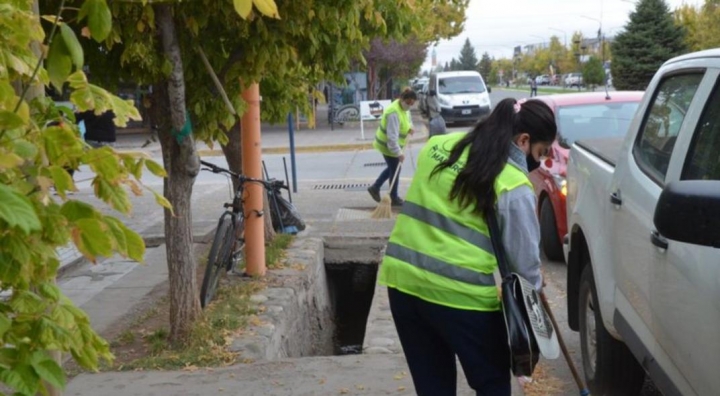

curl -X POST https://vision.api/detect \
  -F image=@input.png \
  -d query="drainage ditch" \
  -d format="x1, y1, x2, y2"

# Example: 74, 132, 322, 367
323, 237, 385, 355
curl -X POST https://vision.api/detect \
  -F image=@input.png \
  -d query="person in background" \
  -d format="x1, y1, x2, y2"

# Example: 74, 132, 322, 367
425, 89, 446, 138
75, 110, 116, 148
530, 76, 538, 97
377, 98, 557, 395
367, 88, 417, 207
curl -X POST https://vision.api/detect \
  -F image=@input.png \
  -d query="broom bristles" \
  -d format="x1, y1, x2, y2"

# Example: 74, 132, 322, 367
371, 194, 393, 219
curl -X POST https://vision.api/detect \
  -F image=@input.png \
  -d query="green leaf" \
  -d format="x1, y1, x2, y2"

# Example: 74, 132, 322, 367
0, 110, 25, 130
93, 177, 131, 214
103, 216, 127, 256
74, 218, 113, 260
123, 225, 145, 262
37, 283, 61, 302
79, 0, 112, 42
13, 139, 37, 159
0, 152, 24, 170
46, 38, 72, 91
9, 291, 44, 315
0, 365, 39, 395
84, 147, 121, 181
59, 23, 84, 68
234, 0, 253, 18
0, 314, 10, 339
60, 200, 97, 222
0, 184, 41, 235
144, 159, 166, 177
107, 95, 141, 128
30, 355, 65, 391
48, 165, 77, 197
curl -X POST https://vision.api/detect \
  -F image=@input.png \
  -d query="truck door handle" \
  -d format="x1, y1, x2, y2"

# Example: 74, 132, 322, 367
651, 231, 669, 250
610, 191, 622, 206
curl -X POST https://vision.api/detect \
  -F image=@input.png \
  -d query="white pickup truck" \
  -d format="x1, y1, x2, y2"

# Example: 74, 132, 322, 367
564, 49, 720, 396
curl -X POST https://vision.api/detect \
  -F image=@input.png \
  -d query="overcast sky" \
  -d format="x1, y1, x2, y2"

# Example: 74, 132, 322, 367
421, 0, 703, 71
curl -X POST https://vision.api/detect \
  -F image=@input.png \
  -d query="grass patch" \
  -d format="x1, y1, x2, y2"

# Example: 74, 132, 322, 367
102, 234, 294, 371
267, 234, 294, 269
119, 280, 262, 371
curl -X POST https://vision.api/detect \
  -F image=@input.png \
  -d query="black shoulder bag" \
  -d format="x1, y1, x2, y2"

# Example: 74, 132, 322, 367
486, 207, 541, 377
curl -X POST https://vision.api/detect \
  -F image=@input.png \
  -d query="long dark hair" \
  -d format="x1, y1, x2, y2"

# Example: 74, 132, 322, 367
431, 98, 556, 214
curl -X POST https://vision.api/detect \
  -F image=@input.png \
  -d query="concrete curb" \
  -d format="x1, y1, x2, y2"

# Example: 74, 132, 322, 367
196, 134, 429, 157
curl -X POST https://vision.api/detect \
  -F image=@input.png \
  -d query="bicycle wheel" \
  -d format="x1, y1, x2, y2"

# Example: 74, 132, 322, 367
226, 213, 245, 272
200, 213, 234, 308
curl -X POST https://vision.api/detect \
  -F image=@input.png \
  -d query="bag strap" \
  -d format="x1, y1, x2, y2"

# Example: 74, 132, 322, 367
486, 206, 512, 280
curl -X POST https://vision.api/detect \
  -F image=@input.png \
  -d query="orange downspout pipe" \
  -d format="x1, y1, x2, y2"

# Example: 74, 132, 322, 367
241, 82, 266, 276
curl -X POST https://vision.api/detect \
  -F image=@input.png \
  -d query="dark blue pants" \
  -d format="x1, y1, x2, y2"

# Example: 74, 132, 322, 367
388, 287, 511, 396
372, 155, 400, 199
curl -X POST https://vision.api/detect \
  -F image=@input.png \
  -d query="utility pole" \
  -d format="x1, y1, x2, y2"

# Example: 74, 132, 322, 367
241, 83, 266, 276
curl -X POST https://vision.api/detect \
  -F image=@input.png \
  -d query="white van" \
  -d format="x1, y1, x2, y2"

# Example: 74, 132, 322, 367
428, 71, 492, 124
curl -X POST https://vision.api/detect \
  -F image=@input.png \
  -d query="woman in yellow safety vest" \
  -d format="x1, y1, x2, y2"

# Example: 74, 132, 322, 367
378, 98, 557, 395
367, 89, 417, 207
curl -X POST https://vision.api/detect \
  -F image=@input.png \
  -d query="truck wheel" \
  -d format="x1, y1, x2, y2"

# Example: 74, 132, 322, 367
540, 198, 564, 261
579, 265, 646, 396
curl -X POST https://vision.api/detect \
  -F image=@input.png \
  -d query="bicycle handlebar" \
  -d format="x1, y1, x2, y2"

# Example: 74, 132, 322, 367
200, 160, 288, 190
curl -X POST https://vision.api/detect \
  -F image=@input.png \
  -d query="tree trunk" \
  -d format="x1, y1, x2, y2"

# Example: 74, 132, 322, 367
154, 3, 201, 342
220, 122, 275, 243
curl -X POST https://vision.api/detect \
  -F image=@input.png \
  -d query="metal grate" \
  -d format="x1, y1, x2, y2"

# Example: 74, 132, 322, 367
363, 162, 386, 167
312, 183, 373, 190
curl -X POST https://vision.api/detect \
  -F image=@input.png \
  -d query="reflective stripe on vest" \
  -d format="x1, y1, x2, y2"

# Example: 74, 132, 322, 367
378, 132, 532, 311
385, 243, 496, 286
373, 100, 411, 157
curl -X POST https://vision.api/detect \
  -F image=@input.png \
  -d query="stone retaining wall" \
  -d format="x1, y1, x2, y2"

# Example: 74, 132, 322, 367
230, 236, 334, 361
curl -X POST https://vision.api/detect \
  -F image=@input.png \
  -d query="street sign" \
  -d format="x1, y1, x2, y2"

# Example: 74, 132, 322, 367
359, 100, 391, 121
358, 100, 391, 140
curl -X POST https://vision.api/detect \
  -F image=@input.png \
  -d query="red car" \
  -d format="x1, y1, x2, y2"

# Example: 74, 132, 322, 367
529, 91, 644, 261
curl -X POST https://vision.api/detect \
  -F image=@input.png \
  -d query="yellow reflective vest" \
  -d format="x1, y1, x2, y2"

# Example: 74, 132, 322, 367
373, 100, 411, 157
378, 132, 532, 311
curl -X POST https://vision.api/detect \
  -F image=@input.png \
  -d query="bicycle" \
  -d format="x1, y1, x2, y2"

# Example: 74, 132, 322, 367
198, 160, 276, 308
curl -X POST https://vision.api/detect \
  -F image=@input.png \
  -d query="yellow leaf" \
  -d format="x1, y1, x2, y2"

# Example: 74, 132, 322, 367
252, 0, 280, 19
0, 152, 24, 170
137, 20, 145, 33
146, 186, 174, 215
233, 0, 253, 18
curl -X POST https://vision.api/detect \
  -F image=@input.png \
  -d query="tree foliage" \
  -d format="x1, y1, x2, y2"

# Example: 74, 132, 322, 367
0, 0, 162, 393
583, 56, 605, 89
41, 0, 468, 341
674, 0, 720, 51
457, 38, 478, 70
612, 0, 687, 90
477, 52, 492, 81
365, 37, 427, 99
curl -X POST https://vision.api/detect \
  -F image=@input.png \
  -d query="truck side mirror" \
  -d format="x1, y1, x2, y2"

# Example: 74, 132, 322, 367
653, 180, 720, 248
487, 86, 492, 93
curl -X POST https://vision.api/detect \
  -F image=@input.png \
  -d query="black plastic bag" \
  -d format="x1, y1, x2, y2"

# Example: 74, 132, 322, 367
268, 186, 305, 232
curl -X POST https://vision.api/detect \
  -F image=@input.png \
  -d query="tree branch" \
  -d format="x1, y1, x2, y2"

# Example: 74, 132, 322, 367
218, 46, 244, 85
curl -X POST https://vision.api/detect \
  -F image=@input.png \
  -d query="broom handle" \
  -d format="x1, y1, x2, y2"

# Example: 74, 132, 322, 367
388, 159, 403, 193
540, 292, 589, 394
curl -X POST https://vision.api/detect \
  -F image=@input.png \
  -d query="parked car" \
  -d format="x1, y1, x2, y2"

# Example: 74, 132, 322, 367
565, 49, 720, 395
527, 91, 643, 261
535, 75, 551, 85
565, 72, 583, 87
